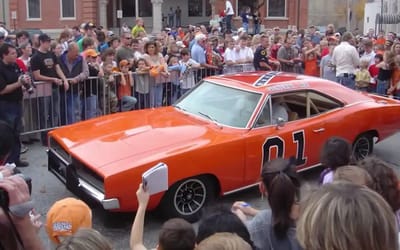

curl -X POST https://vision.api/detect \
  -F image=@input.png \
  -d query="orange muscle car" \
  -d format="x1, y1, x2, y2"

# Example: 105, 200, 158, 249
48, 71, 400, 221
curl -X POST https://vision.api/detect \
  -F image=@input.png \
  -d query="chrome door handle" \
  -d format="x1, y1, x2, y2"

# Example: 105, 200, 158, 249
313, 128, 325, 133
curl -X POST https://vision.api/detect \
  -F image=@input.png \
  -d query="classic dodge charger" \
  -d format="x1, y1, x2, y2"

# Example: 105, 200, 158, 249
48, 71, 400, 221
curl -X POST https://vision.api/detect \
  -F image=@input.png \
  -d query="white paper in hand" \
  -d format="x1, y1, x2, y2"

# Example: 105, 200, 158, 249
142, 162, 168, 195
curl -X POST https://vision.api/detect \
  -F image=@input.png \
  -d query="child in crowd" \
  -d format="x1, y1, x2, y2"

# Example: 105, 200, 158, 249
167, 55, 182, 103
319, 136, 352, 184
355, 58, 372, 92
117, 59, 137, 112
303, 40, 320, 77
82, 49, 104, 120
320, 45, 336, 82
179, 48, 201, 96
135, 58, 151, 109
102, 62, 118, 114
368, 53, 383, 93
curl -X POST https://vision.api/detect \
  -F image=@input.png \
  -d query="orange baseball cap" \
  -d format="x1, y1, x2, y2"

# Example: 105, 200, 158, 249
85, 49, 99, 58
45, 197, 92, 244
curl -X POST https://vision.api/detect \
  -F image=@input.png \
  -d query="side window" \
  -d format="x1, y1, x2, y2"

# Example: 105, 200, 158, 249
271, 92, 308, 122
307, 91, 343, 116
255, 98, 271, 127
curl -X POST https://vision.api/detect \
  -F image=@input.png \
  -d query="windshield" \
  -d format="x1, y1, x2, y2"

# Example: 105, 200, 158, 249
175, 81, 262, 128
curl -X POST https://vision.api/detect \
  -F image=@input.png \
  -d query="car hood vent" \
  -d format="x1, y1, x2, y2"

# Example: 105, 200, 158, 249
253, 71, 281, 87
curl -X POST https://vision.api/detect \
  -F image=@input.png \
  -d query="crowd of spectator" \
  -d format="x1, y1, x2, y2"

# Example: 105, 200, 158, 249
1, 18, 400, 145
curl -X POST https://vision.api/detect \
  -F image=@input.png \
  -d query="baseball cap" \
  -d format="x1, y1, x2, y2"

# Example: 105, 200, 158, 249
176, 41, 186, 48
39, 33, 51, 42
84, 22, 96, 30
85, 49, 99, 58
45, 197, 92, 244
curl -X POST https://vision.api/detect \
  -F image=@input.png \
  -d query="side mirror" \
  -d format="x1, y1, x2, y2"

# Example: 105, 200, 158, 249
275, 117, 285, 129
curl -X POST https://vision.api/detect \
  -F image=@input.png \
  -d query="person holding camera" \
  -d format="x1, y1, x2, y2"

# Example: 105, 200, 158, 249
0, 43, 31, 167
0, 121, 43, 249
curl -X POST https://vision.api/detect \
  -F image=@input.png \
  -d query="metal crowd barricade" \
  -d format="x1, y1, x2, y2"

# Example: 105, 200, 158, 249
223, 63, 255, 74
21, 65, 250, 136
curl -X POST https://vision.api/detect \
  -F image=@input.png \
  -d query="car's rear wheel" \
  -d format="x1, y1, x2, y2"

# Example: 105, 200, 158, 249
352, 133, 374, 161
160, 176, 216, 222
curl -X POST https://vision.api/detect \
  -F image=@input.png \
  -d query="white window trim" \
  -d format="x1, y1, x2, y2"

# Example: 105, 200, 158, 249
266, 0, 287, 18
26, 0, 42, 21
60, 0, 76, 20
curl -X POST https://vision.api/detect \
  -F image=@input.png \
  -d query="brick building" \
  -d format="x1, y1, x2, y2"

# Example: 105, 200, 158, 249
1, 0, 308, 34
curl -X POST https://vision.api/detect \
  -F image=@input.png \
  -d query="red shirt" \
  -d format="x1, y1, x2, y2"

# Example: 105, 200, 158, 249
321, 47, 329, 58
368, 64, 379, 85
16, 58, 27, 73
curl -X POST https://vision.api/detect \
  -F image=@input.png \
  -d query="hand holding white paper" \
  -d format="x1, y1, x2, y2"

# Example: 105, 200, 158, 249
142, 162, 168, 195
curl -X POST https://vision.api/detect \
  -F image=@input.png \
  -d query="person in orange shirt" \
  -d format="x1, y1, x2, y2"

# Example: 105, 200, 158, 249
117, 60, 137, 111
374, 31, 386, 46
303, 40, 320, 77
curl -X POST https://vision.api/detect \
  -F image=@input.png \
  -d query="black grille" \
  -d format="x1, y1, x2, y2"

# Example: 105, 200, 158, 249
49, 137, 71, 164
73, 158, 105, 193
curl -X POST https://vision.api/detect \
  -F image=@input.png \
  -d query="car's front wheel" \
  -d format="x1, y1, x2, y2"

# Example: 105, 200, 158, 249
159, 176, 216, 222
352, 133, 374, 161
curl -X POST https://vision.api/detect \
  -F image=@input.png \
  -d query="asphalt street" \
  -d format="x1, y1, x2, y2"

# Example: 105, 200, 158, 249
17, 132, 400, 250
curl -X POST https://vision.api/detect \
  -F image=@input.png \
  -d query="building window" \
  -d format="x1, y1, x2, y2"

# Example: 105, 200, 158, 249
139, 0, 152, 17
61, 0, 75, 19
27, 0, 41, 19
206, 0, 212, 17
121, 0, 135, 17
267, 0, 286, 17
189, 0, 203, 17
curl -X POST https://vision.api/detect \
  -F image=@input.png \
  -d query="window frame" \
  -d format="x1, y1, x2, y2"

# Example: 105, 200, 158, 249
188, 0, 204, 17
138, 0, 152, 17
266, 0, 287, 19
60, 0, 76, 20
121, 0, 136, 17
26, 0, 41, 20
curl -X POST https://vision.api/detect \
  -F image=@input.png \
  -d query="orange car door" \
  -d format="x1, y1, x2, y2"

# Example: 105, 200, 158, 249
243, 96, 302, 184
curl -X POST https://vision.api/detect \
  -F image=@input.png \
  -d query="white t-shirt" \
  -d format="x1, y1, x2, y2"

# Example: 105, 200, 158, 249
225, 1, 234, 15
234, 46, 254, 63
331, 41, 360, 76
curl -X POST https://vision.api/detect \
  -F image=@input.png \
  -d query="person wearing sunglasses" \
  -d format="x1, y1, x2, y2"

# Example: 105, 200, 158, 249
116, 31, 134, 67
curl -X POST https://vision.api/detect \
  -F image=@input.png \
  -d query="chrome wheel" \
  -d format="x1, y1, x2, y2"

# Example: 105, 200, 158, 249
353, 135, 372, 160
173, 178, 207, 216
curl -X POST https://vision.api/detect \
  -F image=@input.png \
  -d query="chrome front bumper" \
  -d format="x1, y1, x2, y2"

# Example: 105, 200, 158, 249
48, 148, 120, 210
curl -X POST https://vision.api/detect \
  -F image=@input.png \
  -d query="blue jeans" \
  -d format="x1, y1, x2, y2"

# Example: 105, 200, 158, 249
0, 100, 22, 163
336, 76, 355, 90
150, 84, 164, 108
60, 91, 80, 125
38, 88, 60, 129
254, 23, 260, 34
226, 15, 233, 31
120, 96, 137, 112
376, 79, 388, 95
81, 95, 97, 120
243, 22, 249, 33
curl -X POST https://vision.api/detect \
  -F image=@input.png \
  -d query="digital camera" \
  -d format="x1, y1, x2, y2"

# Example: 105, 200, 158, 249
19, 74, 34, 94
0, 174, 32, 209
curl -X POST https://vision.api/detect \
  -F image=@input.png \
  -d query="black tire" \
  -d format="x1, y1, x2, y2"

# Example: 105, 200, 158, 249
159, 176, 216, 222
352, 133, 373, 161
